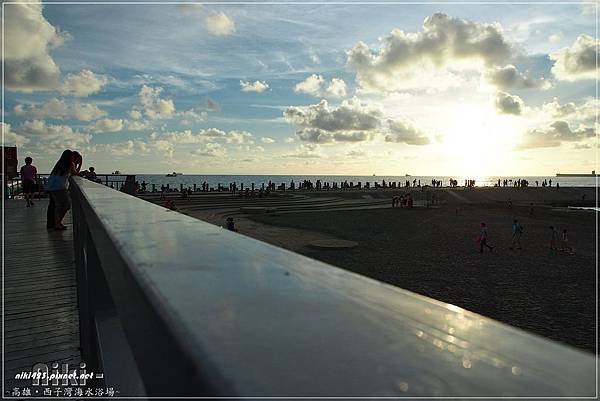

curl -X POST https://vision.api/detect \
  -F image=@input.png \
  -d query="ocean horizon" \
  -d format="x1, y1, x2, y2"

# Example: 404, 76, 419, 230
134, 174, 598, 189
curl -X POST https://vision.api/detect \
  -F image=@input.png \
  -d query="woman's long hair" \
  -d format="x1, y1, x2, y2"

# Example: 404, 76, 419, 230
50, 150, 73, 176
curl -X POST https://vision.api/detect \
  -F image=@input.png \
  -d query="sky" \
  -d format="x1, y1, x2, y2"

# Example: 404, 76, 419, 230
2, 0, 598, 176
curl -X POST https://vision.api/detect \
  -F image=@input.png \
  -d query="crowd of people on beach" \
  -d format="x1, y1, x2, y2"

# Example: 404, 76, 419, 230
129, 175, 574, 197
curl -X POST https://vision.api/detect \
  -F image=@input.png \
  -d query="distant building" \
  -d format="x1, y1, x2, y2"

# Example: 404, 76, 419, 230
2, 146, 18, 179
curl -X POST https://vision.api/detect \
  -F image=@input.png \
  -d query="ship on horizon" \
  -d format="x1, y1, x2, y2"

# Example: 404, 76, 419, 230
556, 170, 599, 177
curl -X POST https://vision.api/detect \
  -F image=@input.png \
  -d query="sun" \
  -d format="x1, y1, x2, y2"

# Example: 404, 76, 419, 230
439, 102, 522, 177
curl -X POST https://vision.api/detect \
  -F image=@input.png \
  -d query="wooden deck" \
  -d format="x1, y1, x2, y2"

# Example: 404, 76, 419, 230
3, 199, 81, 393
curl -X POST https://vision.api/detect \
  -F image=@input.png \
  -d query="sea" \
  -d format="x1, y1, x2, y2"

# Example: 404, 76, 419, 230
135, 174, 598, 189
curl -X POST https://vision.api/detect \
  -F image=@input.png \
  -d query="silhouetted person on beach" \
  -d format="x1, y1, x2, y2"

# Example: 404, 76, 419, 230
226, 217, 238, 232
561, 229, 572, 252
478, 222, 494, 253
549, 226, 559, 250
20, 157, 37, 207
510, 219, 523, 250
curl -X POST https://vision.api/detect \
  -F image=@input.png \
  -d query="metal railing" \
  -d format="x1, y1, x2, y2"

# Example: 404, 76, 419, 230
68, 176, 596, 397
4, 174, 133, 198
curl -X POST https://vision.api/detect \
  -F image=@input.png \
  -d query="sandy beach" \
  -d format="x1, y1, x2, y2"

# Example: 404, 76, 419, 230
142, 186, 597, 352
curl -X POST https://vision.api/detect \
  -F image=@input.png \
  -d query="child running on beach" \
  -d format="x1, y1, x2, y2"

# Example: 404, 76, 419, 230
478, 222, 494, 253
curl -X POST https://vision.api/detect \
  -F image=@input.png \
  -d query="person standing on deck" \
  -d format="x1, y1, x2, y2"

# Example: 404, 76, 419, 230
46, 150, 79, 230
20, 157, 37, 207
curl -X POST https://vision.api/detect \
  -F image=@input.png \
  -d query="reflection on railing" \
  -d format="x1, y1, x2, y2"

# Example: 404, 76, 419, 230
68, 176, 595, 397
4, 174, 134, 198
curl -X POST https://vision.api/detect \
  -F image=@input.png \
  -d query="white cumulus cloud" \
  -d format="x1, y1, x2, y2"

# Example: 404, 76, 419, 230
2, 122, 30, 147
517, 120, 595, 149
294, 75, 348, 98
138, 85, 176, 119
346, 13, 513, 92
204, 11, 236, 36
16, 120, 91, 148
3, 3, 67, 92
495, 92, 524, 115
61, 69, 108, 97
550, 34, 599, 81
483, 64, 550, 90
14, 98, 107, 121
240, 80, 269, 93
88, 118, 124, 133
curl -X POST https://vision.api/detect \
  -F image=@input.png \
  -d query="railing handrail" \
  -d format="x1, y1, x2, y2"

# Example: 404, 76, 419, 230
69, 176, 596, 397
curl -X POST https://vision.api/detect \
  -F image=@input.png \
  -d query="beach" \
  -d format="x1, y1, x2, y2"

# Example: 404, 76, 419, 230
141, 186, 597, 352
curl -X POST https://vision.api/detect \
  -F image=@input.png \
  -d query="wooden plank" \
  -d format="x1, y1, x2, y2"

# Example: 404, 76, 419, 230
3, 199, 82, 387
4, 322, 79, 339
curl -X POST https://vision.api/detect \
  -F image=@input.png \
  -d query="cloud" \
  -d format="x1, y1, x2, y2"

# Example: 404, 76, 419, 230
61, 69, 108, 97
191, 142, 226, 157
3, 3, 68, 92
240, 80, 269, 93
261, 137, 276, 144
282, 144, 323, 158
517, 120, 595, 149
294, 75, 348, 98
294, 74, 324, 96
14, 98, 107, 121
495, 91, 524, 115
125, 120, 150, 131
483, 64, 549, 90
16, 120, 91, 148
204, 11, 235, 36
161, 128, 254, 145
548, 33, 563, 43
88, 137, 174, 158
138, 85, 176, 119
284, 98, 430, 145
541, 98, 577, 118
347, 149, 366, 157
284, 98, 381, 133
128, 110, 143, 120
326, 78, 348, 98
2, 122, 30, 147
384, 119, 431, 145
178, 108, 207, 125
550, 34, 599, 81
346, 13, 513, 91
540, 98, 596, 123
295, 128, 372, 144
88, 118, 124, 133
